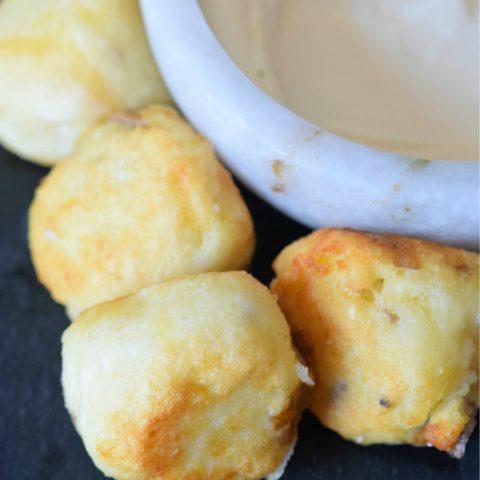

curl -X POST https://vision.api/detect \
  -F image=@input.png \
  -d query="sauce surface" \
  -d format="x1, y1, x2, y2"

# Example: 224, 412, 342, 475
200, 0, 479, 160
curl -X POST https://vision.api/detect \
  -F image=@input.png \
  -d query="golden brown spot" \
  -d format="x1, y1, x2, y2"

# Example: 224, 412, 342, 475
271, 384, 309, 445
292, 254, 328, 275
417, 420, 463, 452
98, 382, 209, 478
314, 254, 332, 276
224, 416, 243, 433
291, 330, 316, 362
336, 260, 347, 270
62, 267, 85, 291
392, 183, 401, 192
393, 254, 420, 269
96, 442, 114, 462
139, 410, 184, 475
207, 434, 228, 458
364, 232, 422, 269
455, 264, 470, 278
109, 111, 148, 128
138, 382, 211, 476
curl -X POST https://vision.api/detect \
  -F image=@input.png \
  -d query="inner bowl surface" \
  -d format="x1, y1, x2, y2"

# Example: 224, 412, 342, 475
141, 0, 478, 248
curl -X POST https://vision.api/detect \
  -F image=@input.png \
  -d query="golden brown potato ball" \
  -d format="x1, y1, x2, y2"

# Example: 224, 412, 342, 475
271, 228, 479, 457
29, 105, 255, 319
0, 0, 170, 165
61, 271, 313, 480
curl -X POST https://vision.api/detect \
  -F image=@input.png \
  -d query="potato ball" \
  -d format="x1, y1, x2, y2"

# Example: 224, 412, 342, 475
0, 0, 170, 165
62, 271, 312, 480
29, 105, 255, 319
271, 228, 479, 457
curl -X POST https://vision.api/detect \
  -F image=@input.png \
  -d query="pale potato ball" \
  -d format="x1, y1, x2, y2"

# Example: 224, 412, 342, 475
271, 228, 479, 457
0, 0, 170, 165
62, 271, 312, 480
29, 105, 255, 319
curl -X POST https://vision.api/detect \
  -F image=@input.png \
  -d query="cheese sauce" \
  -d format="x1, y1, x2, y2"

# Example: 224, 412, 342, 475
200, 0, 479, 160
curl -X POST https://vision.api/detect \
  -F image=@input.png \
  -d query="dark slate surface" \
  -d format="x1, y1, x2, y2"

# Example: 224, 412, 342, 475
0, 145, 478, 480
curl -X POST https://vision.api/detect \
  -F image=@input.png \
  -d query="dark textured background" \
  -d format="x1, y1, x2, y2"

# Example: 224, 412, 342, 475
0, 145, 478, 479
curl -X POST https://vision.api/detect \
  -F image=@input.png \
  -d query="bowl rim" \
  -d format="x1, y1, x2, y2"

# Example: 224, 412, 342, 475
141, 0, 479, 248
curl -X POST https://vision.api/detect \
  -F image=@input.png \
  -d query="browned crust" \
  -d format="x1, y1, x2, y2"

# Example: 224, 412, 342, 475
271, 382, 312, 445
271, 227, 479, 453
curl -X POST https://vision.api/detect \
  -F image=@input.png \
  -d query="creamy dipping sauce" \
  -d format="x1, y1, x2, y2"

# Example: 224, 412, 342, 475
200, 0, 479, 160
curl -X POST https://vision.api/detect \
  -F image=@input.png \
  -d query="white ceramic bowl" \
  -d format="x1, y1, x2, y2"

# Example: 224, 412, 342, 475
141, 0, 478, 248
